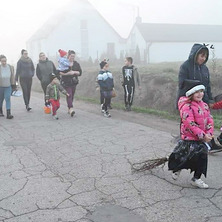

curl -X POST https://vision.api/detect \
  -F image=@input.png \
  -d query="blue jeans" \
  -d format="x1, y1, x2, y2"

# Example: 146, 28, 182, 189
0, 86, 12, 110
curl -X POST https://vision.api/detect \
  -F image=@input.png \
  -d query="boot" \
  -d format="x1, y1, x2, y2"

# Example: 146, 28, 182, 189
0, 107, 4, 117
210, 138, 222, 150
6, 109, 13, 119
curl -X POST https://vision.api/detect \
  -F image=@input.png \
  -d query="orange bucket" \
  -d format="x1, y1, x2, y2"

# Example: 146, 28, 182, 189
44, 106, 51, 114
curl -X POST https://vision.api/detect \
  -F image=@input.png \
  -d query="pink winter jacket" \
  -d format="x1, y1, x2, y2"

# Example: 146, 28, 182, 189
178, 97, 214, 141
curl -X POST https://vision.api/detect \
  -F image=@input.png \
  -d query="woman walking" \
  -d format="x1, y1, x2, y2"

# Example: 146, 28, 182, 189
59, 50, 82, 116
15, 49, 35, 111
36, 52, 56, 104
0, 55, 15, 119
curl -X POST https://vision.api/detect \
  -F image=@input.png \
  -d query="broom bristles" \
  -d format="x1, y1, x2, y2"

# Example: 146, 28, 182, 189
132, 157, 169, 172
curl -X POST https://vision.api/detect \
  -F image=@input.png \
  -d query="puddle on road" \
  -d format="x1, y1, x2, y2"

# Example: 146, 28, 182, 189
88, 205, 147, 222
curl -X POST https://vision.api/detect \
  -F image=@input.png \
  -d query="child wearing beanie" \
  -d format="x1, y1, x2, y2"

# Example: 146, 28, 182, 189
57, 49, 70, 72
45, 73, 69, 120
168, 80, 214, 189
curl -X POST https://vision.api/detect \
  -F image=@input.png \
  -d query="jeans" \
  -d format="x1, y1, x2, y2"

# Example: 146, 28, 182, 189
0, 86, 12, 110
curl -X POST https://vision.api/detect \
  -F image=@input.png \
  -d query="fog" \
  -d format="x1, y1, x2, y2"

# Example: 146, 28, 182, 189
1, 0, 222, 63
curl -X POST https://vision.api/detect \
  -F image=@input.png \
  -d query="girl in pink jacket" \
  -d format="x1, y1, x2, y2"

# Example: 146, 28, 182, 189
168, 80, 214, 189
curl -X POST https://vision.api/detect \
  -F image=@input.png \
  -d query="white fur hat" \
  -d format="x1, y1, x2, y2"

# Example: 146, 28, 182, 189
186, 84, 205, 97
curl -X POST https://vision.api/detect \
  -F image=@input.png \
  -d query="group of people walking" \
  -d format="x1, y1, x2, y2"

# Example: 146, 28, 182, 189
1, 43, 222, 189
0, 49, 82, 119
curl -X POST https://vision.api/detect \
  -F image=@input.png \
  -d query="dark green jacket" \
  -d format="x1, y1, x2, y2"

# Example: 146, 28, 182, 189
36, 59, 56, 84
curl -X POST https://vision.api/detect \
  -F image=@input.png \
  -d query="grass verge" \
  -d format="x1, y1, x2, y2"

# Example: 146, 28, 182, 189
75, 95, 222, 130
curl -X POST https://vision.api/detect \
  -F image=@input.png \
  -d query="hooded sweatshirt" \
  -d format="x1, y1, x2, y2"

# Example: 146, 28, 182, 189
178, 96, 214, 141
177, 44, 213, 104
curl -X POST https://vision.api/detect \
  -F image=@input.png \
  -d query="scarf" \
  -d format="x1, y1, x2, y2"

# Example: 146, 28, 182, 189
20, 56, 32, 63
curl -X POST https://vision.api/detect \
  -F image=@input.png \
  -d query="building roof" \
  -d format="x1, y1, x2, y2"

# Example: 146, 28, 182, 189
27, 0, 123, 42
136, 22, 222, 42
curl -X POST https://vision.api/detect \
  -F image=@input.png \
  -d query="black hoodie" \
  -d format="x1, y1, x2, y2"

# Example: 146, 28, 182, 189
177, 43, 213, 105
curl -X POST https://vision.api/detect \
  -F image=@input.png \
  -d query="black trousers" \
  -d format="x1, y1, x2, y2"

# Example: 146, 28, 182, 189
102, 97, 111, 112
20, 77, 32, 106
193, 153, 208, 179
100, 90, 111, 106
41, 82, 50, 104
124, 84, 135, 106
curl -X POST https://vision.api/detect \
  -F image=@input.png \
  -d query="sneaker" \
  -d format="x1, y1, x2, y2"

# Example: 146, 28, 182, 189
69, 108, 75, 117
53, 115, 59, 120
125, 105, 129, 111
104, 111, 111, 118
101, 104, 105, 113
128, 105, 132, 111
191, 178, 209, 189
172, 170, 181, 180
26, 105, 32, 111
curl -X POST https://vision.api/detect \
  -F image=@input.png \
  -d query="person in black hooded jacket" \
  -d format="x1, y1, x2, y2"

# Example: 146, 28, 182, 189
177, 43, 221, 150
177, 43, 213, 105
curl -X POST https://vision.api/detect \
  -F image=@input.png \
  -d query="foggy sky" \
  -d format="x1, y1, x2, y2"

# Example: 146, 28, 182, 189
1, 0, 222, 63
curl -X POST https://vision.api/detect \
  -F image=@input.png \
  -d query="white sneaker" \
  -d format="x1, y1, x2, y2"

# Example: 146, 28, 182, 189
104, 112, 111, 118
53, 115, 59, 120
191, 178, 209, 189
172, 170, 181, 180
69, 108, 75, 117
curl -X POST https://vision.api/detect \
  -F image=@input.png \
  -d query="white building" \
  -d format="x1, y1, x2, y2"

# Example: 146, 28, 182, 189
27, 0, 126, 62
127, 18, 222, 63
27, 0, 222, 63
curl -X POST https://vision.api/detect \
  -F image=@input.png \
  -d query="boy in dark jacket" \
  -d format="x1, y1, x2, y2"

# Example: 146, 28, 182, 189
121, 57, 141, 111
45, 73, 69, 120
97, 60, 114, 118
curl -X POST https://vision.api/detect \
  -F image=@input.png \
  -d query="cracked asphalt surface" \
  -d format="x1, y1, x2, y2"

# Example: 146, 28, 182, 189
0, 92, 222, 222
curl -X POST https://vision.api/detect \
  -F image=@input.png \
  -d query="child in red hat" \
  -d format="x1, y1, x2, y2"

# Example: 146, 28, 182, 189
58, 49, 70, 72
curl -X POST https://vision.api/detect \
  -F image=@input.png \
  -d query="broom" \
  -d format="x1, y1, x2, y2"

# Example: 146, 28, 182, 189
132, 156, 169, 172
132, 148, 222, 172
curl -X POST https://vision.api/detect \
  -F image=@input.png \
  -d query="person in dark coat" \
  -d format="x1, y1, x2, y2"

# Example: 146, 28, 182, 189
15, 49, 35, 111
178, 43, 213, 104
36, 52, 56, 105
177, 43, 221, 150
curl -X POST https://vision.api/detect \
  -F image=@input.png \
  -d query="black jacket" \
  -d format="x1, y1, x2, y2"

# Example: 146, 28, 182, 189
15, 57, 35, 81
177, 43, 213, 105
60, 61, 82, 87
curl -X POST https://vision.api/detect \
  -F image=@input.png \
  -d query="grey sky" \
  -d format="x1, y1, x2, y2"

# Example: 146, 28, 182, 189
1, 0, 222, 62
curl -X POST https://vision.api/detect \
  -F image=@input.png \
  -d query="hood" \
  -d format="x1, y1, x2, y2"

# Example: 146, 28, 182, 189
178, 96, 191, 111
188, 43, 209, 64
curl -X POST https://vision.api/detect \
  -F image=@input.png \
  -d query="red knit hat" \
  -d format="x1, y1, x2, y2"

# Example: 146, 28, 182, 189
58, 49, 67, 57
